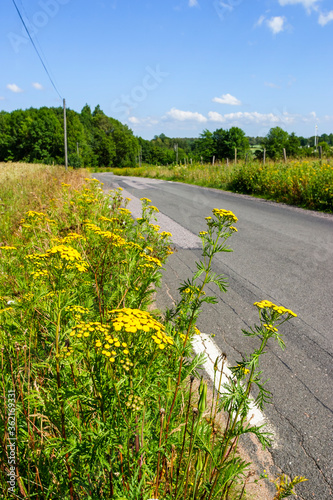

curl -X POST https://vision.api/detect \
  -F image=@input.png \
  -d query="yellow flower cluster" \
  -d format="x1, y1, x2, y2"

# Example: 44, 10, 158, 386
126, 241, 142, 251
140, 197, 151, 203
99, 216, 118, 223
57, 346, 74, 359
0, 246, 17, 251
0, 307, 13, 315
254, 300, 297, 317
95, 336, 132, 369
61, 233, 86, 244
84, 222, 127, 246
149, 224, 160, 232
26, 245, 88, 273
237, 364, 250, 375
212, 208, 238, 223
263, 323, 278, 332
199, 231, 208, 236
229, 226, 238, 232
20, 211, 56, 226
47, 245, 82, 261
69, 321, 110, 338
140, 253, 162, 267
160, 232, 172, 238
119, 208, 132, 215
110, 308, 174, 350
149, 206, 159, 212
79, 192, 98, 204
30, 269, 49, 279
66, 305, 90, 320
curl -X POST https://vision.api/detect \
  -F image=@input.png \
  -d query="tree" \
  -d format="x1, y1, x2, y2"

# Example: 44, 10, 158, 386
194, 129, 215, 162
286, 132, 301, 158
212, 127, 249, 160
264, 127, 289, 160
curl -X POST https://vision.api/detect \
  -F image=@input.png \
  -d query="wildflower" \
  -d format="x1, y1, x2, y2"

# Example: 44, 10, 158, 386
109, 308, 174, 348
212, 208, 238, 223
254, 300, 297, 318
140, 197, 151, 203
199, 231, 208, 236
0, 246, 17, 251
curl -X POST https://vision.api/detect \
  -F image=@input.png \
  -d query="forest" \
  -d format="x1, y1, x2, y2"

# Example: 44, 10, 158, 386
0, 105, 332, 167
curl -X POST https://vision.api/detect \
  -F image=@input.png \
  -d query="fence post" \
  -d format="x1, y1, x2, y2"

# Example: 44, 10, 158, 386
234, 148, 237, 165
263, 148, 266, 165
283, 148, 287, 163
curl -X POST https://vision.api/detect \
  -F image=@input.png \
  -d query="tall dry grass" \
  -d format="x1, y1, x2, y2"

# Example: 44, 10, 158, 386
0, 162, 88, 243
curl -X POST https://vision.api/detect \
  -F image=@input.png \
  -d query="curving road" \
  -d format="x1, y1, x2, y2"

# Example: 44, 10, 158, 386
96, 173, 333, 500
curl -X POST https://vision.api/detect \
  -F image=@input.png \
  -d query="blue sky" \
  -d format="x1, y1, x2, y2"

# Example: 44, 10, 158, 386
0, 0, 332, 139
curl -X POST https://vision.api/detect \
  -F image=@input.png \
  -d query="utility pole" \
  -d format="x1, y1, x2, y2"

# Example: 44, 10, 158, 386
63, 98, 68, 170
315, 124, 318, 152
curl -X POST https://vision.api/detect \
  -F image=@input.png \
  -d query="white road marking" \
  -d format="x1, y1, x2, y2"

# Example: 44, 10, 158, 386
192, 332, 276, 438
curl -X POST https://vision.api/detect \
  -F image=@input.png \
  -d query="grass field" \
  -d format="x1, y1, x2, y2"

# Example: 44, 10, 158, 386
110, 159, 333, 213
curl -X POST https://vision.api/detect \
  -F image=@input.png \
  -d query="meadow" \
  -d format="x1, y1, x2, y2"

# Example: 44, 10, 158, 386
0, 162, 306, 499
110, 159, 333, 213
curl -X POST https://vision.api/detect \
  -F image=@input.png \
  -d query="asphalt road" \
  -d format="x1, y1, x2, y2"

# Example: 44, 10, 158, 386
96, 173, 333, 500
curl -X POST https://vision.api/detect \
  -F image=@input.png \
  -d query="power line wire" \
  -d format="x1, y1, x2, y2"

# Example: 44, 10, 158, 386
11, 0, 63, 100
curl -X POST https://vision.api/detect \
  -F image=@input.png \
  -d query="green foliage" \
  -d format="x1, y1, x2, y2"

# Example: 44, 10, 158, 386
112, 158, 333, 213
0, 105, 139, 168
264, 127, 290, 160
0, 165, 308, 499
213, 127, 250, 160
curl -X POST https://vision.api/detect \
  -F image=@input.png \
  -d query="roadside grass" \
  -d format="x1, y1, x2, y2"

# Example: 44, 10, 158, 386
0, 163, 307, 499
110, 159, 333, 213
0, 162, 88, 242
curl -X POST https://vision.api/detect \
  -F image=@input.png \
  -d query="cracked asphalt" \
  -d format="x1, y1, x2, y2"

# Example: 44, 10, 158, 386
96, 173, 333, 500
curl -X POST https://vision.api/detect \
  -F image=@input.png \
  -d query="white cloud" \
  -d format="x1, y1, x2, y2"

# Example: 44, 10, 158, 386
188, 0, 198, 6
318, 10, 333, 25
265, 82, 281, 88
128, 116, 140, 124
255, 14, 266, 27
7, 83, 23, 93
212, 93, 241, 106
267, 16, 286, 34
128, 116, 158, 126
207, 111, 226, 122
165, 108, 207, 123
32, 82, 44, 90
208, 110, 297, 125
278, 0, 319, 12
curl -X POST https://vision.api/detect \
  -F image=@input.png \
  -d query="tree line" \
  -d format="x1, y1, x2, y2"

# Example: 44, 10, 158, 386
0, 105, 332, 167
0, 105, 138, 168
